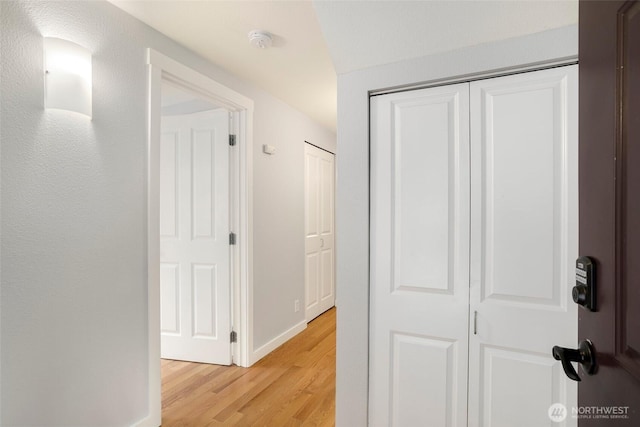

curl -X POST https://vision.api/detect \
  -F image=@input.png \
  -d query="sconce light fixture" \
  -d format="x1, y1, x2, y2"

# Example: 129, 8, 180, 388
44, 37, 92, 117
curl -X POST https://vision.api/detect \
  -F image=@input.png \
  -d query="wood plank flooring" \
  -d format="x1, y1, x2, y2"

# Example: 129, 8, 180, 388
161, 308, 336, 426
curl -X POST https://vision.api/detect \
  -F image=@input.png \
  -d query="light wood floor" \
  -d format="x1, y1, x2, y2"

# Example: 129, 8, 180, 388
161, 308, 336, 426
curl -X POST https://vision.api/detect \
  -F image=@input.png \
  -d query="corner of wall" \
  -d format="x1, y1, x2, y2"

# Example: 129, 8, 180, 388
250, 320, 307, 365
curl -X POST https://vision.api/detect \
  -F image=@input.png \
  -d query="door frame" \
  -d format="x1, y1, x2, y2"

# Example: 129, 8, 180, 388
139, 49, 254, 427
365, 60, 579, 425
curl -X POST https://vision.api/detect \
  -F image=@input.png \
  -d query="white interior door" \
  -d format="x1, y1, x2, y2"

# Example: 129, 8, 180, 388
468, 65, 578, 427
160, 109, 231, 365
304, 143, 335, 322
369, 83, 470, 427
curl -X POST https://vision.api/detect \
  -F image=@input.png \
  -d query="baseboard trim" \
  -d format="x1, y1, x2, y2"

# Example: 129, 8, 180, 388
250, 319, 307, 365
131, 412, 160, 427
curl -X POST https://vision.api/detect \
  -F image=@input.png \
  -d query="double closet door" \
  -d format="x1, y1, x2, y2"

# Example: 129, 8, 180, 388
369, 65, 578, 427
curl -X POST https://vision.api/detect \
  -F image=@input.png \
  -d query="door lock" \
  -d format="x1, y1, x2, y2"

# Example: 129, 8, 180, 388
552, 340, 597, 381
573, 256, 596, 311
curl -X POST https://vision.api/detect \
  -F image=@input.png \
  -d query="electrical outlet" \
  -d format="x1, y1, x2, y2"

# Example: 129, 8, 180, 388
294, 299, 300, 313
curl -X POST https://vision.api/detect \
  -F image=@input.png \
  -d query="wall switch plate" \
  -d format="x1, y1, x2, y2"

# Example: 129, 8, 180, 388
263, 144, 276, 155
294, 299, 300, 312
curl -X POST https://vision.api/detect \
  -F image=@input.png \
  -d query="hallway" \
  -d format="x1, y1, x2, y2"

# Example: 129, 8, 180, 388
161, 308, 336, 426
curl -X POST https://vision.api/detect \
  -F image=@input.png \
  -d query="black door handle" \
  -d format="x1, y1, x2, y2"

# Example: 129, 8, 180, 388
552, 340, 597, 381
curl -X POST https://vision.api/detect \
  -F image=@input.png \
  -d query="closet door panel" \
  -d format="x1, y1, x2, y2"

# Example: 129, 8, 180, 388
480, 346, 563, 426
469, 65, 578, 427
305, 144, 336, 321
370, 83, 470, 427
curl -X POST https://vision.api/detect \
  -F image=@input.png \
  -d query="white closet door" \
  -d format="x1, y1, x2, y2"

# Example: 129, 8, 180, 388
468, 65, 578, 427
305, 143, 335, 321
160, 109, 231, 365
370, 83, 470, 427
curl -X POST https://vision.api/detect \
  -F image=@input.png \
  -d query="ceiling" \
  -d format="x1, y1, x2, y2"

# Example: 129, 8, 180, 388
111, 0, 337, 131
110, 0, 578, 133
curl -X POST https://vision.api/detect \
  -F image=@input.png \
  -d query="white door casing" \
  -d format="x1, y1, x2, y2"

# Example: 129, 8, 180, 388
468, 65, 578, 427
145, 48, 254, 427
160, 109, 231, 365
370, 83, 471, 426
305, 143, 336, 322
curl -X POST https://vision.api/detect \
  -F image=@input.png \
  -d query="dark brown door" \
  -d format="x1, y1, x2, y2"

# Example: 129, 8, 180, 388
579, 0, 640, 424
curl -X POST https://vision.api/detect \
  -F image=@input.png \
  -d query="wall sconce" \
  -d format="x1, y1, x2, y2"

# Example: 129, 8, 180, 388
44, 37, 92, 117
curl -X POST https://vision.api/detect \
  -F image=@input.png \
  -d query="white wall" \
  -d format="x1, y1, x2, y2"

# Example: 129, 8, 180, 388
251, 91, 334, 352
335, 25, 578, 427
0, 1, 335, 425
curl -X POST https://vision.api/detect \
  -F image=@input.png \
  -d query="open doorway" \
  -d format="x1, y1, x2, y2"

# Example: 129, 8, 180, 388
143, 49, 254, 427
143, 50, 337, 427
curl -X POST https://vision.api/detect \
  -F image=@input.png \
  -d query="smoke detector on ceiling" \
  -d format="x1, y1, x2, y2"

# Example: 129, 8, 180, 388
248, 30, 273, 49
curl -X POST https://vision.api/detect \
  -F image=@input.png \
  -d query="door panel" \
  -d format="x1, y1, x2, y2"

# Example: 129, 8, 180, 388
579, 1, 640, 424
321, 249, 333, 299
160, 109, 231, 365
192, 130, 217, 239
480, 346, 563, 427
320, 156, 333, 234
192, 264, 217, 338
319, 153, 335, 309
305, 144, 335, 321
160, 131, 178, 238
305, 253, 319, 311
469, 66, 578, 427
391, 334, 457, 427
482, 85, 556, 303
370, 83, 470, 427
160, 263, 180, 334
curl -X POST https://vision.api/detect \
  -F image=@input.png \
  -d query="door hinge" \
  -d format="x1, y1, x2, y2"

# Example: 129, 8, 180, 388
229, 232, 236, 245
230, 330, 237, 343
229, 134, 236, 146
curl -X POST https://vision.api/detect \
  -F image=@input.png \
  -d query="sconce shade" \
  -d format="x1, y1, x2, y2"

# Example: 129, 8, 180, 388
44, 37, 92, 117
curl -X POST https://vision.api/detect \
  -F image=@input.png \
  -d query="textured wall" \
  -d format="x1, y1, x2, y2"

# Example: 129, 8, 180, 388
1, 2, 149, 425
0, 1, 335, 425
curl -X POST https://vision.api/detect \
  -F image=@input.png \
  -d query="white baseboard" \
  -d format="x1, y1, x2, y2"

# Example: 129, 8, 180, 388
131, 413, 160, 427
250, 319, 307, 365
